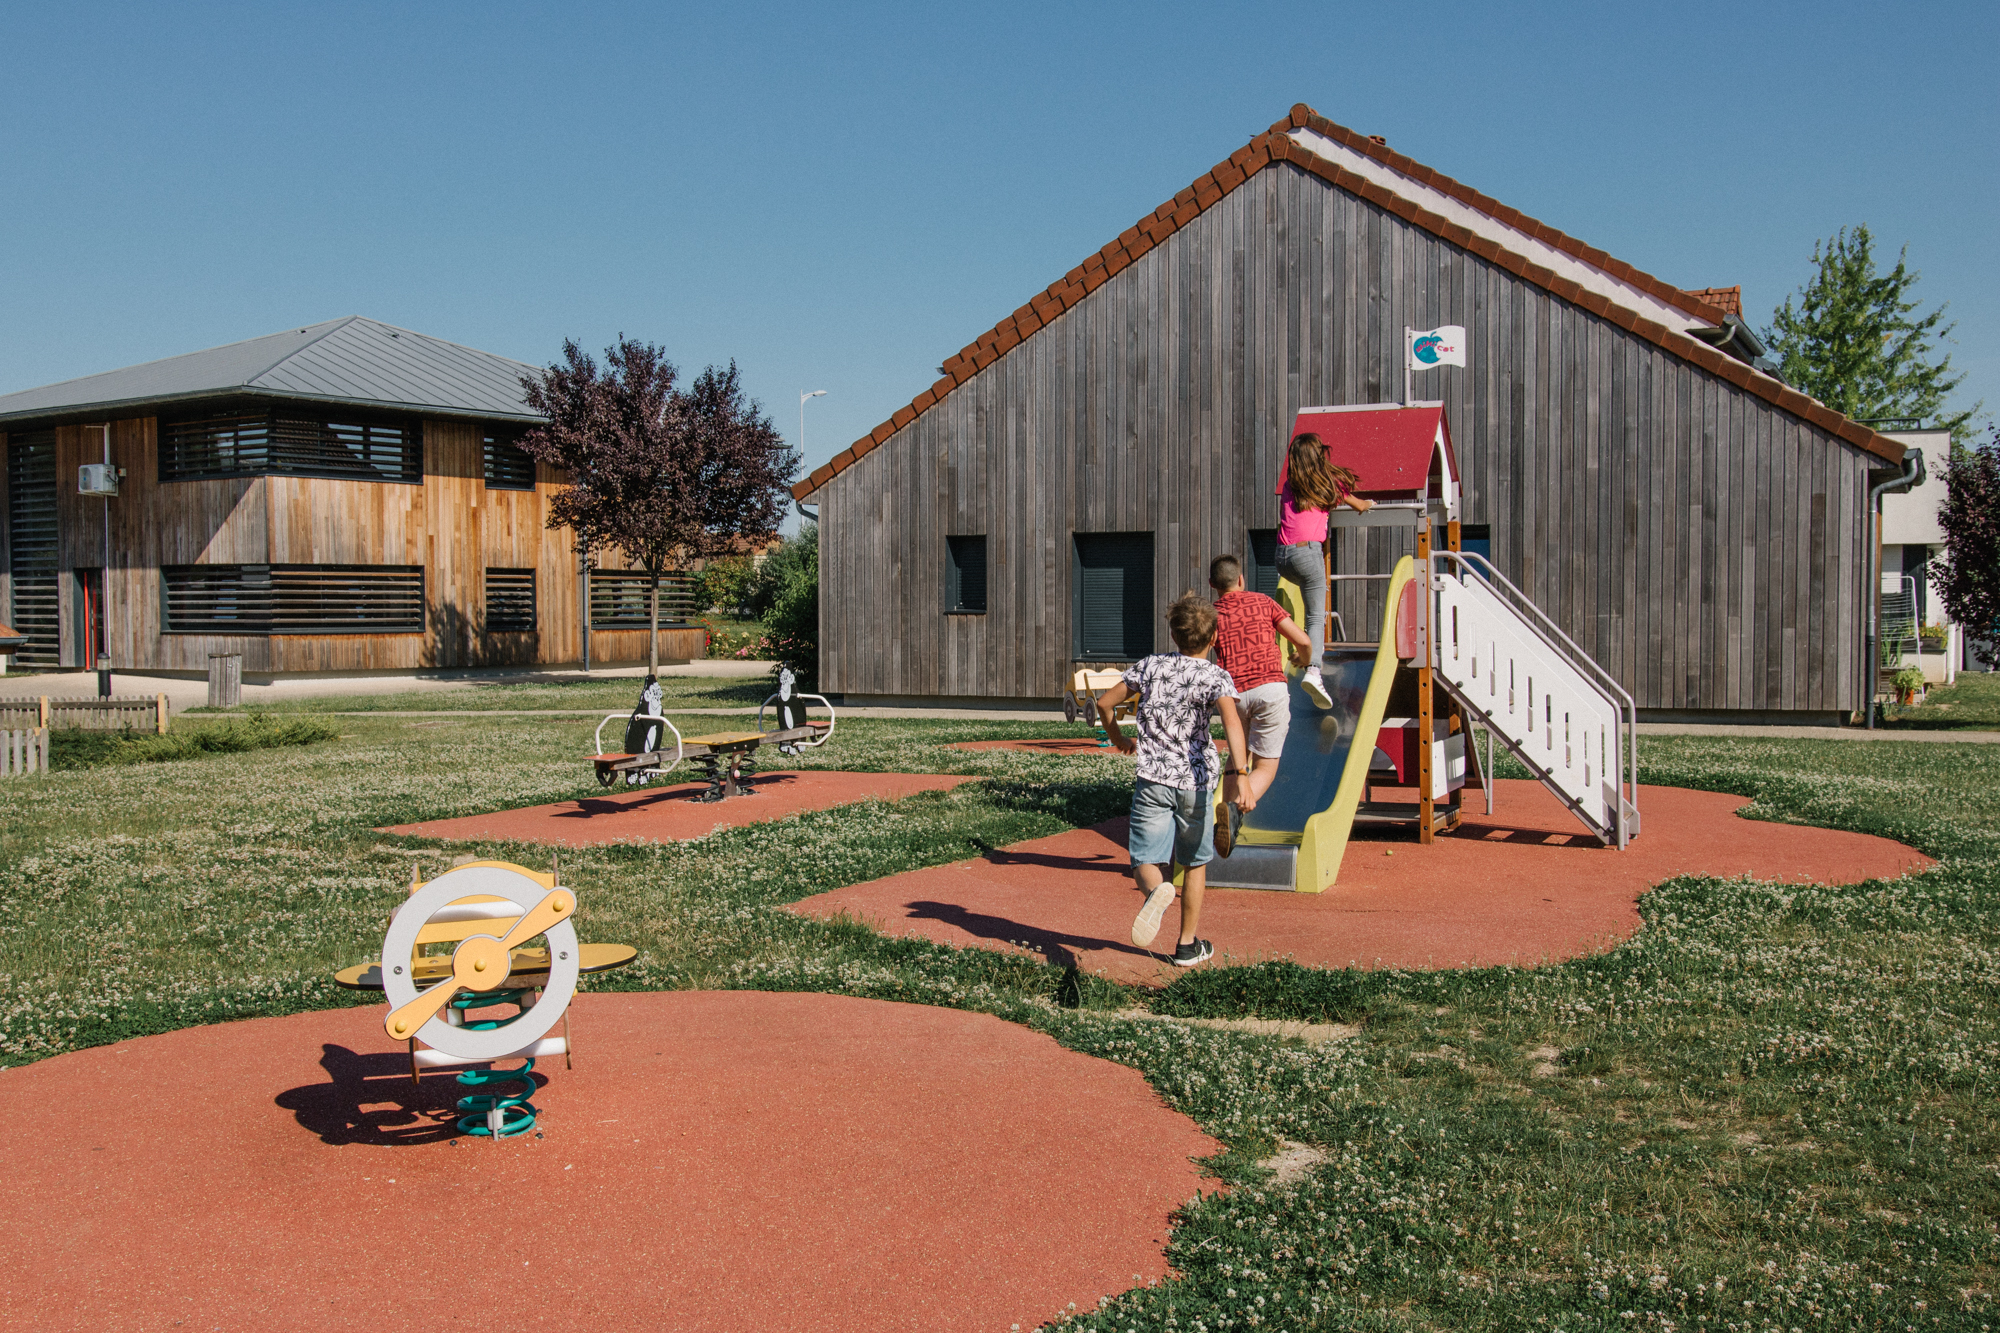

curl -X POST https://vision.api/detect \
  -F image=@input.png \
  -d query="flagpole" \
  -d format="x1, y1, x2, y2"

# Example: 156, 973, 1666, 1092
1402, 327, 1412, 406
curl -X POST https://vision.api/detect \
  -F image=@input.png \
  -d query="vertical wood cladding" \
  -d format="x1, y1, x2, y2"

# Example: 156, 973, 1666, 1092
818, 163, 1869, 712
11, 414, 616, 672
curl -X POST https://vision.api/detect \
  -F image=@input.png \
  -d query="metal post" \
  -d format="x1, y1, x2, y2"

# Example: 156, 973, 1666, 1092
1402, 327, 1412, 406
1416, 521, 1435, 845
579, 549, 591, 673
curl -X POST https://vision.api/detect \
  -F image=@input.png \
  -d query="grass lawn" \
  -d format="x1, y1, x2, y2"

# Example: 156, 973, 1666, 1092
0, 701, 1993, 1330
1884, 668, 2000, 730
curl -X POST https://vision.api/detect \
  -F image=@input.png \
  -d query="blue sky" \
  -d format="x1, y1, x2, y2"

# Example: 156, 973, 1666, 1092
3, 1, 1995, 500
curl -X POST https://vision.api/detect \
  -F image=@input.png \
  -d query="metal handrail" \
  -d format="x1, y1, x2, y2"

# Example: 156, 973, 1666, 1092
594, 711, 684, 776
757, 692, 836, 748
1428, 549, 1639, 844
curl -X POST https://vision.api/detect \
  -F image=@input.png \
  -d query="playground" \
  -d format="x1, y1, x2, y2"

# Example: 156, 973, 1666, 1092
0, 685, 1993, 1327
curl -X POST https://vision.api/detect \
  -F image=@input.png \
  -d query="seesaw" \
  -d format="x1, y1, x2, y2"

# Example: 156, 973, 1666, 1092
591, 666, 836, 800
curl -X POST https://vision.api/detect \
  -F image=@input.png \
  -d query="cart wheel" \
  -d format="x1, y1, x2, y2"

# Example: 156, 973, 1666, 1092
1083, 697, 1098, 726
595, 763, 617, 789
1063, 694, 1079, 724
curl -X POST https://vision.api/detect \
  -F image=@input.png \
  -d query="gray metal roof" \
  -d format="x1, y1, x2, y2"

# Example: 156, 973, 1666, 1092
0, 317, 543, 426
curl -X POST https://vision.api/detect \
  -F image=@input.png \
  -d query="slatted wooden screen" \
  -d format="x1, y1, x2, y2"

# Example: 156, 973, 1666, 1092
5, 431, 59, 666
482, 433, 537, 491
484, 568, 536, 632
588, 571, 698, 628
161, 565, 425, 634
160, 413, 422, 483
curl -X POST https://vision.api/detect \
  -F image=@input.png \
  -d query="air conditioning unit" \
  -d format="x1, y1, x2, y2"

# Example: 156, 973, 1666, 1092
78, 463, 121, 497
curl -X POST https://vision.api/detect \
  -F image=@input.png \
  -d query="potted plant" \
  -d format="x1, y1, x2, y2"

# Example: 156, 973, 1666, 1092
1891, 666, 1926, 706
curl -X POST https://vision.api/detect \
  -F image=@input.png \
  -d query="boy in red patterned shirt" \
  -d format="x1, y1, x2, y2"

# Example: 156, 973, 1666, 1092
1206, 554, 1316, 855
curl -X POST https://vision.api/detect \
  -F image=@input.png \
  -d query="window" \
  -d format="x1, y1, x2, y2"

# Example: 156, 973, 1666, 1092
1435, 523, 1492, 565
5, 431, 59, 665
483, 431, 536, 490
160, 412, 422, 483
1072, 532, 1153, 661
945, 535, 987, 613
485, 568, 536, 632
161, 565, 425, 634
587, 570, 698, 628
1246, 529, 1281, 598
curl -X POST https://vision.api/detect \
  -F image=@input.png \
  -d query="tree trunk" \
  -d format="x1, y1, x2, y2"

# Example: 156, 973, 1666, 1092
648, 568, 660, 675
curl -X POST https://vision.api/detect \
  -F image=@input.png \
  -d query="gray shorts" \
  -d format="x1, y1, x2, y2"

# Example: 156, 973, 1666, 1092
1234, 681, 1291, 759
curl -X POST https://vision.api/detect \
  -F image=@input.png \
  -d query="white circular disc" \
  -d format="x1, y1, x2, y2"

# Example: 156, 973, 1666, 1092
380, 864, 581, 1061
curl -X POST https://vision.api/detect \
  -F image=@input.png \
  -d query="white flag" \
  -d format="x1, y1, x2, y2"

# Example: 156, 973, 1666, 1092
1408, 325, 1467, 369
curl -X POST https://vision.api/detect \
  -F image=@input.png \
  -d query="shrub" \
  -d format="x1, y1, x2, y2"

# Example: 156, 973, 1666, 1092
692, 555, 757, 614
757, 524, 819, 690
49, 716, 340, 770
744, 524, 817, 619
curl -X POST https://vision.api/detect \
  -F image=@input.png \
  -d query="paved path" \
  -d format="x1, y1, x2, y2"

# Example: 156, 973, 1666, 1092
0, 992, 1217, 1332
790, 780, 1934, 986
3, 659, 777, 710
384, 771, 983, 846
1636, 722, 2000, 743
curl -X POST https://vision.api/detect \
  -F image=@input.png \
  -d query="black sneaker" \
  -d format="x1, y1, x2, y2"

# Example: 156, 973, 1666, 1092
1171, 938, 1214, 968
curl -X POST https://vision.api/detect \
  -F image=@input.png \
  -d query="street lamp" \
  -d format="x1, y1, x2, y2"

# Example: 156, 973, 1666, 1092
799, 389, 827, 459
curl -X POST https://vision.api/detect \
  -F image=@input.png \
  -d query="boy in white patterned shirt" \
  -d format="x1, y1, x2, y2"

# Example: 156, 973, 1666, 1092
1097, 593, 1256, 967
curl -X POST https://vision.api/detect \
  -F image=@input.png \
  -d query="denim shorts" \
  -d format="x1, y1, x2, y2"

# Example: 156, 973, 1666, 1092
1128, 777, 1216, 870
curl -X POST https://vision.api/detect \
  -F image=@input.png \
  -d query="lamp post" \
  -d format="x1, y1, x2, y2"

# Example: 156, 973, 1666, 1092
799, 389, 827, 460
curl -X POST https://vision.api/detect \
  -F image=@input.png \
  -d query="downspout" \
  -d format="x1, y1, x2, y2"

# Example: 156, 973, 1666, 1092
1863, 448, 1925, 728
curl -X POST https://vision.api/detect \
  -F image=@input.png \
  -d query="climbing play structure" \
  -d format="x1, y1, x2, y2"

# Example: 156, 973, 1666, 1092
592, 667, 836, 796
335, 859, 637, 1137
1204, 404, 1639, 893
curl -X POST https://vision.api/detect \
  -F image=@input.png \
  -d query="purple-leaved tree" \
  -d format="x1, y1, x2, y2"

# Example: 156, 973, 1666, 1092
1931, 431, 2000, 669
518, 337, 797, 672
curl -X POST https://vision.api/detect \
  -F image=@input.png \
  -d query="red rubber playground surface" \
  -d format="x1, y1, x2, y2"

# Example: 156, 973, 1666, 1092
384, 770, 981, 846
0, 991, 1218, 1333
791, 780, 1933, 985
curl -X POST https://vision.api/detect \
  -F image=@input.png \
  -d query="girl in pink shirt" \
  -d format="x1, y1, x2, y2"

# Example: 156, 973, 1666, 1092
1275, 432, 1373, 707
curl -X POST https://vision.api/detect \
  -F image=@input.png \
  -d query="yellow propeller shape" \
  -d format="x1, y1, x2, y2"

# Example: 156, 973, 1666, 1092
384, 889, 574, 1041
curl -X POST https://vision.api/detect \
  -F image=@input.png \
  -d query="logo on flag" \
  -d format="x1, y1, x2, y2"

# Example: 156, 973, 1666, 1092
1409, 325, 1467, 368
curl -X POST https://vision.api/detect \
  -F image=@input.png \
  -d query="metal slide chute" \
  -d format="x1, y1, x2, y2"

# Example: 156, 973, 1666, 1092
1208, 557, 1416, 894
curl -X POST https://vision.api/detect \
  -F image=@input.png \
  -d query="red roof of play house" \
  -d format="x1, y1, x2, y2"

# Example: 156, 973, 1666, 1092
1278, 405, 1457, 501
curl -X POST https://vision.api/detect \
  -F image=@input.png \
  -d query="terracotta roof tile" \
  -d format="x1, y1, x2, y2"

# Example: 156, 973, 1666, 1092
794, 103, 1901, 500
1684, 285, 1744, 317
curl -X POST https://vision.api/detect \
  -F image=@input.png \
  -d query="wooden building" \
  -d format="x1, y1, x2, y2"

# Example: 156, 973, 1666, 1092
0, 317, 703, 677
794, 105, 1911, 722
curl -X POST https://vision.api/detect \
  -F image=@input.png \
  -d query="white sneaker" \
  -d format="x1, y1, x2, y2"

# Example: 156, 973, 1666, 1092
1301, 668, 1333, 710
1131, 882, 1177, 948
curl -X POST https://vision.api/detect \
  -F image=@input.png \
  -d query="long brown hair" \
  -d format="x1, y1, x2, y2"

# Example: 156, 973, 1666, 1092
1286, 433, 1360, 511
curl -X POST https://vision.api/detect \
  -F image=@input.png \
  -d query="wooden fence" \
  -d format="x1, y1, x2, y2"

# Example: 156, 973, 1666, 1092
2, 728, 49, 777
0, 696, 170, 734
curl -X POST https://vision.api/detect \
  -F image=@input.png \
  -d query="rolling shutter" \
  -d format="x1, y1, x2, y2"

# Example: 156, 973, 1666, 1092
1247, 529, 1280, 598
1073, 532, 1154, 660
945, 536, 987, 613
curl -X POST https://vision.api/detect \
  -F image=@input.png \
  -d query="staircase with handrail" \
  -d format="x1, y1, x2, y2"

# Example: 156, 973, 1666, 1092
1426, 551, 1640, 847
